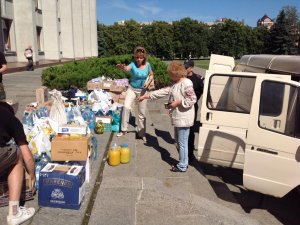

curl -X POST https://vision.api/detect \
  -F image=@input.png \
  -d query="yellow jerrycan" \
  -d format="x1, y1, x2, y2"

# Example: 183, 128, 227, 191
108, 143, 120, 166
120, 144, 130, 164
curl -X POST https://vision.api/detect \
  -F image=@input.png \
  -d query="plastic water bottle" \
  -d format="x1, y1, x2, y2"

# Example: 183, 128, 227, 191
22, 112, 34, 127
35, 162, 42, 190
91, 136, 98, 160
82, 106, 91, 126
82, 106, 95, 129
89, 111, 96, 130
35, 152, 50, 190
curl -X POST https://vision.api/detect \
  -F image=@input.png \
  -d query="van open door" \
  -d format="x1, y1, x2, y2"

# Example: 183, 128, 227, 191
244, 75, 300, 197
198, 71, 257, 169
208, 54, 235, 72
198, 71, 291, 171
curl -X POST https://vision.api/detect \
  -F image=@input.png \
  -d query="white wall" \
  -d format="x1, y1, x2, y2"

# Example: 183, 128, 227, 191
42, 0, 60, 60
14, 0, 37, 62
72, 0, 84, 58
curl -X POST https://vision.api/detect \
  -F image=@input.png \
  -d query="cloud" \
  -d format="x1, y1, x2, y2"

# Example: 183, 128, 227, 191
107, 0, 162, 17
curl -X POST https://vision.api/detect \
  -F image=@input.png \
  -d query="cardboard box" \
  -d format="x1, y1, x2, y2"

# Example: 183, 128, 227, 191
87, 81, 103, 90
36, 86, 49, 105
38, 163, 86, 210
58, 124, 87, 135
0, 172, 33, 207
110, 84, 126, 93
51, 136, 90, 161
102, 81, 113, 90
95, 115, 112, 124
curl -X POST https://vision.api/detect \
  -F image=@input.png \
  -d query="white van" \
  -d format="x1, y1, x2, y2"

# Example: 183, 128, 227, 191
198, 54, 300, 198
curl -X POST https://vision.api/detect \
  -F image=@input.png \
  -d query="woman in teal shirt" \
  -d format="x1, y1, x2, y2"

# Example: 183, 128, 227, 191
116, 46, 154, 142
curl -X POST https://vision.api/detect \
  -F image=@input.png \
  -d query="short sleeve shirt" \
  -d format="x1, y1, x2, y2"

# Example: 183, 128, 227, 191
0, 105, 27, 147
0, 52, 7, 83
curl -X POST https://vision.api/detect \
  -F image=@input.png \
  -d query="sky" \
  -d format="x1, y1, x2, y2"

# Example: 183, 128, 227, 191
97, 0, 300, 27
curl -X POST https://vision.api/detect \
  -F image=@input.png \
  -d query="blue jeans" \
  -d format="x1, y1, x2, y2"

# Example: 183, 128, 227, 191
175, 127, 190, 171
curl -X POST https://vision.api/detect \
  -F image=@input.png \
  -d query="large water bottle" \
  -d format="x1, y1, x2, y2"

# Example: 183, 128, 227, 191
35, 152, 50, 190
22, 112, 34, 127
35, 161, 42, 190
89, 111, 96, 130
82, 106, 91, 125
82, 106, 95, 129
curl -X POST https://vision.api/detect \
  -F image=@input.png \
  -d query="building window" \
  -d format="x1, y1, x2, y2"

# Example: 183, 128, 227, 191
259, 80, 300, 138
2, 18, 12, 51
36, 26, 42, 51
208, 74, 255, 113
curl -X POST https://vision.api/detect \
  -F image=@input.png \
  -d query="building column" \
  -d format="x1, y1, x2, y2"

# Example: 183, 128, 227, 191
90, 0, 98, 57
72, 0, 84, 58
13, 0, 37, 62
42, 0, 60, 60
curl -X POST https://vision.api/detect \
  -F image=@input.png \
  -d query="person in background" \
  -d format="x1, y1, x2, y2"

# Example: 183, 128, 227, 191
24, 45, 34, 71
184, 59, 213, 164
0, 102, 36, 225
116, 46, 154, 142
139, 61, 197, 172
0, 51, 8, 100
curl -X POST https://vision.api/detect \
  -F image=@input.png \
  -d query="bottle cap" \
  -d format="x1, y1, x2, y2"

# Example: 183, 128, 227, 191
121, 144, 128, 148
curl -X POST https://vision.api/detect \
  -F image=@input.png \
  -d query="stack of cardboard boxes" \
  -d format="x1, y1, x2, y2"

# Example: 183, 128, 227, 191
86, 79, 127, 104
38, 124, 91, 210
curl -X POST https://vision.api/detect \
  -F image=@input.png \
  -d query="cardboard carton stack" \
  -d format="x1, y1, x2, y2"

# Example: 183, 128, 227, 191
86, 78, 128, 104
38, 123, 91, 209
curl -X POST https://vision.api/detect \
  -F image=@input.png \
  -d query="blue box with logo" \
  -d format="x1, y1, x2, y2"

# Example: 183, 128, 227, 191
38, 163, 86, 210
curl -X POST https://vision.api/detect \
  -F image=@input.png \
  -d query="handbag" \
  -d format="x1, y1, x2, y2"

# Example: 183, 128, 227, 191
144, 74, 155, 91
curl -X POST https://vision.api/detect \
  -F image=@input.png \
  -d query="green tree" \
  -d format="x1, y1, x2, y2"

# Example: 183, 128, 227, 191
144, 21, 173, 59
173, 18, 203, 59
267, 9, 293, 54
97, 23, 108, 57
251, 26, 270, 54
283, 5, 300, 54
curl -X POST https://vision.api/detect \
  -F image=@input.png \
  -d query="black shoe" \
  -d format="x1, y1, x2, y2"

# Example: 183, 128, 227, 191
189, 156, 196, 164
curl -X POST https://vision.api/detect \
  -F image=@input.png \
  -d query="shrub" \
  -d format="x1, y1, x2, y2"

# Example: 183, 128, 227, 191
42, 55, 171, 90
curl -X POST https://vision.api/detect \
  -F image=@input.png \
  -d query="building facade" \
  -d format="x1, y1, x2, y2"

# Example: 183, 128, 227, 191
257, 14, 274, 29
0, 0, 97, 63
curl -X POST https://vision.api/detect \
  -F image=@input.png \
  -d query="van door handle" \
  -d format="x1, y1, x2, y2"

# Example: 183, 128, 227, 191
206, 112, 212, 121
273, 119, 281, 129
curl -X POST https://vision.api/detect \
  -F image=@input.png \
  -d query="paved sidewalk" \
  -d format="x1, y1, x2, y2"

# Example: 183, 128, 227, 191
0, 68, 262, 225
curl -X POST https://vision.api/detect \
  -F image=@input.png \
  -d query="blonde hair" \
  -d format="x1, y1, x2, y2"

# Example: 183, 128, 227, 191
134, 46, 147, 65
167, 61, 187, 78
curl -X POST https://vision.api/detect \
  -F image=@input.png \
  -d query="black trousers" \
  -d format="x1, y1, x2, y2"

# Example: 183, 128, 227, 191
188, 102, 199, 160
26, 57, 34, 71
0, 82, 6, 100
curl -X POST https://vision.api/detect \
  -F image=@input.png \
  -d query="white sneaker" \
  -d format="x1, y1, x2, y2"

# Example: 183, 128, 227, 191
7, 206, 35, 225
142, 136, 147, 143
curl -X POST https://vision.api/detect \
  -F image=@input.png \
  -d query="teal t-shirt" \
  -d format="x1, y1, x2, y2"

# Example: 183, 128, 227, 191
129, 62, 151, 89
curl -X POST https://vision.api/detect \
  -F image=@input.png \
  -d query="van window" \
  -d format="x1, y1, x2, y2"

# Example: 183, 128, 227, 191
259, 81, 300, 138
208, 74, 255, 113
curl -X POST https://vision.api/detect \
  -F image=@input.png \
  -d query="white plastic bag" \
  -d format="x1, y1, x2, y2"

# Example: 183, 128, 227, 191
49, 90, 67, 126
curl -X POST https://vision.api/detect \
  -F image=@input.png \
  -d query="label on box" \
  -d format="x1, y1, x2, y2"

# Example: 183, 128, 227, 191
58, 124, 87, 135
95, 116, 112, 124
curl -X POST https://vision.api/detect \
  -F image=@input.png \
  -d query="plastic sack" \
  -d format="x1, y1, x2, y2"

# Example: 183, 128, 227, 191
49, 90, 67, 126
29, 130, 51, 157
